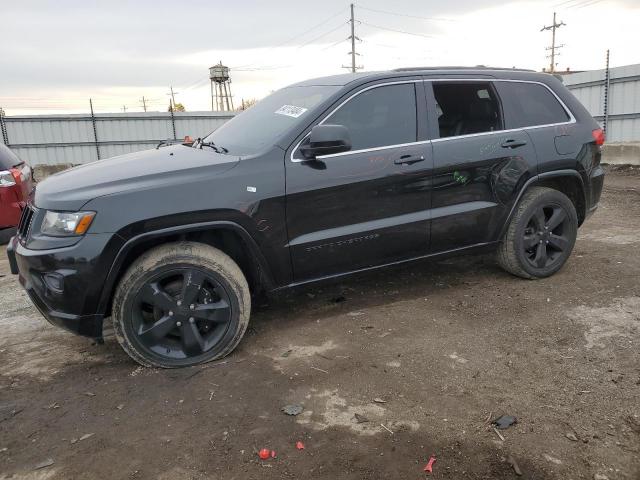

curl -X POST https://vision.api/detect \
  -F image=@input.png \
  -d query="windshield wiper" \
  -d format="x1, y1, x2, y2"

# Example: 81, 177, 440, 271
195, 138, 228, 154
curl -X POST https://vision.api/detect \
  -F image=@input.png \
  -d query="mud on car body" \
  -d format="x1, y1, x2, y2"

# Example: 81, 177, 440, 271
7, 67, 605, 367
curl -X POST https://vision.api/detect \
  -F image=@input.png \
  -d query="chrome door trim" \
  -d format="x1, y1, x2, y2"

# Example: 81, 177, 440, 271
289, 78, 576, 162
290, 80, 422, 163
316, 140, 430, 160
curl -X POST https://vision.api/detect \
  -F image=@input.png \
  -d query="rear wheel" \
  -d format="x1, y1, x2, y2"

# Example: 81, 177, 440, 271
497, 187, 578, 279
112, 242, 250, 368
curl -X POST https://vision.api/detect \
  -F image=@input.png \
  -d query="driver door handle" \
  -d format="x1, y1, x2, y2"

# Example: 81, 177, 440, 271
394, 154, 425, 165
501, 139, 528, 149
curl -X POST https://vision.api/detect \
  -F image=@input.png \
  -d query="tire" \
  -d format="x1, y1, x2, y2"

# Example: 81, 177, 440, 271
497, 186, 578, 279
112, 241, 250, 368
0, 227, 17, 245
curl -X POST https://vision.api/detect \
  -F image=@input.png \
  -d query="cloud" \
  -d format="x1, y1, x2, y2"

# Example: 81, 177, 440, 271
0, 0, 638, 114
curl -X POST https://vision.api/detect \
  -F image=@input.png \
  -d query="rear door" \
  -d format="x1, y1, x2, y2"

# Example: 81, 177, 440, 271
285, 80, 433, 281
493, 80, 576, 170
425, 79, 538, 252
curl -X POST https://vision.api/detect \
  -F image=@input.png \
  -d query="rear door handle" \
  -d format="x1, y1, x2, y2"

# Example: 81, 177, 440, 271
394, 154, 425, 165
501, 139, 527, 149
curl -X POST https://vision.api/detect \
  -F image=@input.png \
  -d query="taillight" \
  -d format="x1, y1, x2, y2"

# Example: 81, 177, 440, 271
592, 128, 605, 146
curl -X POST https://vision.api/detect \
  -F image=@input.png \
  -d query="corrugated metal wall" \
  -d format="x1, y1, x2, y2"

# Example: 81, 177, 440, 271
0, 111, 234, 165
564, 63, 640, 143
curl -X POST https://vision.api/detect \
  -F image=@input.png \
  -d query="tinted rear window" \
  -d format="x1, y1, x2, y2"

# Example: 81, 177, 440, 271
499, 82, 570, 128
0, 144, 22, 170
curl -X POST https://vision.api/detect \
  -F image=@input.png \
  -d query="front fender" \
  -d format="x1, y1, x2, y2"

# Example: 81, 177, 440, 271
96, 220, 274, 315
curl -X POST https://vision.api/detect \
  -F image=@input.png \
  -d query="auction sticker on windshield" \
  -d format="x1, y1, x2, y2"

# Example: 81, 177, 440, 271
275, 105, 308, 118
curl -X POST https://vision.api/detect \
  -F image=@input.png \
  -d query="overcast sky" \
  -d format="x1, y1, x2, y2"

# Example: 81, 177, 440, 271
0, 0, 637, 115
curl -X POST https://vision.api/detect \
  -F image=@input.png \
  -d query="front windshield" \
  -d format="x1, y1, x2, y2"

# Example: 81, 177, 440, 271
203, 85, 340, 155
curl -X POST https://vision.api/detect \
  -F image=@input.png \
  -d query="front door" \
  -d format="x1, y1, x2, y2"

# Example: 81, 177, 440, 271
425, 80, 538, 253
285, 81, 433, 281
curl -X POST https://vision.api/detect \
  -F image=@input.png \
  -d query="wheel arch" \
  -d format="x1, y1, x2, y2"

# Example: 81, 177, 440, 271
500, 170, 586, 239
97, 221, 273, 317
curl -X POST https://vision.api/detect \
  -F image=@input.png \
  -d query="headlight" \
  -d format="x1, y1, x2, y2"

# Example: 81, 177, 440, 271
41, 211, 96, 236
0, 170, 17, 187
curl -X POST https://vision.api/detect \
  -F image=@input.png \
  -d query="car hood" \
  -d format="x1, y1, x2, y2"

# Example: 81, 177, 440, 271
34, 145, 240, 211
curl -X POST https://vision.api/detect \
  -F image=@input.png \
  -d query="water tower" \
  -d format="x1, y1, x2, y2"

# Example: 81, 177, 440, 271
209, 62, 234, 111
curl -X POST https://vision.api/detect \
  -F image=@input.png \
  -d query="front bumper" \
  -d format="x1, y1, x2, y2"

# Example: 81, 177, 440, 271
7, 232, 124, 339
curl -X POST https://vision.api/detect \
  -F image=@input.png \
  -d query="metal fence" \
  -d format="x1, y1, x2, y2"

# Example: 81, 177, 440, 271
0, 110, 234, 166
563, 63, 640, 143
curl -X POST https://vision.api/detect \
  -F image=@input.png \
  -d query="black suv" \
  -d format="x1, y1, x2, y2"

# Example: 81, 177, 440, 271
7, 67, 605, 368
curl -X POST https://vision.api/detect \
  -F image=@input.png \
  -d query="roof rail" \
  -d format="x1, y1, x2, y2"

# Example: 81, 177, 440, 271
392, 66, 535, 72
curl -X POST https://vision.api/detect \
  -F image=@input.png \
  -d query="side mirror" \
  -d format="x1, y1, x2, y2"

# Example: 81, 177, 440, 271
300, 124, 351, 159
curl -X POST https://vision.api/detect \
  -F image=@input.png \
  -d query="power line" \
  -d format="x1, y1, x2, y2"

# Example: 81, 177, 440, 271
296, 21, 348, 49
169, 9, 349, 91
355, 4, 455, 22
230, 6, 349, 69
319, 37, 348, 52
235, 65, 293, 72
181, 77, 209, 92
235, 21, 348, 72
553, 0, 582, 7
359, 20, 436, 39
571, 0, 605, 8
554, 0, 606, 9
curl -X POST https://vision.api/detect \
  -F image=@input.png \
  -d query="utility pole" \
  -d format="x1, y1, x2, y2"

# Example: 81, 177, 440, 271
167, 86, 179, 109
342, 3, 362, 73
140, 96, 148, 112
603, 49, 611, 136
0, 107, 10, 146
89, 98, 100, 160
541, 12, 566, 73
121, 105, 128, 113
349, 3, 356, 73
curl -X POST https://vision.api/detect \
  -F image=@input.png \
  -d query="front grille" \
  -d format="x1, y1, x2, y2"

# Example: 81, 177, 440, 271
17, 205, 35, 239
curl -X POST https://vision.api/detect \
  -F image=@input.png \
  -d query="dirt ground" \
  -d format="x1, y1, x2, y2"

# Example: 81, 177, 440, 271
1, 167, 639, 480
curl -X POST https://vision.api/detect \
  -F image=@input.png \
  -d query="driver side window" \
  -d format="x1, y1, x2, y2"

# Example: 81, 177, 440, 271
325, 83, 417, 151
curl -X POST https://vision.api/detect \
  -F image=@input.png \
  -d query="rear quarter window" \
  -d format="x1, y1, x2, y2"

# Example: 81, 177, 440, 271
497, 82, 570, 128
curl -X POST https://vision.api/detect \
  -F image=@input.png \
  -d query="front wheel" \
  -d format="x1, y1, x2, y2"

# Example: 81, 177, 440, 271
497, 187, 578, 279
112, 242, 251, 368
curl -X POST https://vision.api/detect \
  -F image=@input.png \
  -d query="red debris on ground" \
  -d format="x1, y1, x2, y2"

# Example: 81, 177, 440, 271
423, 455, 436, 473
258, 449, 271, 460
296, 441, 305, 450
271, 450, 276, 458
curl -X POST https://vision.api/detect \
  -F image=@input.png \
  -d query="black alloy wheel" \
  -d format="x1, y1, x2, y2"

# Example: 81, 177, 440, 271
522, 205, 571, 269
132, 268, 232, 359
113, 242, 251, 368
497, 186, 578, 279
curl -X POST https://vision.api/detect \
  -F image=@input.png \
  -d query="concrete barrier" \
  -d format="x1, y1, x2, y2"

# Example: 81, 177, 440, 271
33, 164, 75, 182
602, 143, 640, 166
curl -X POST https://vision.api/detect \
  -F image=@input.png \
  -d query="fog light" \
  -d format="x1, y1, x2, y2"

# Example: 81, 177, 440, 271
43, 273, 64, 293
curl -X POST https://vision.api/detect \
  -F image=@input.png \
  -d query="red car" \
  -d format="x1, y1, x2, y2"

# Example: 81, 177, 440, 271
0, 144, 34, 242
